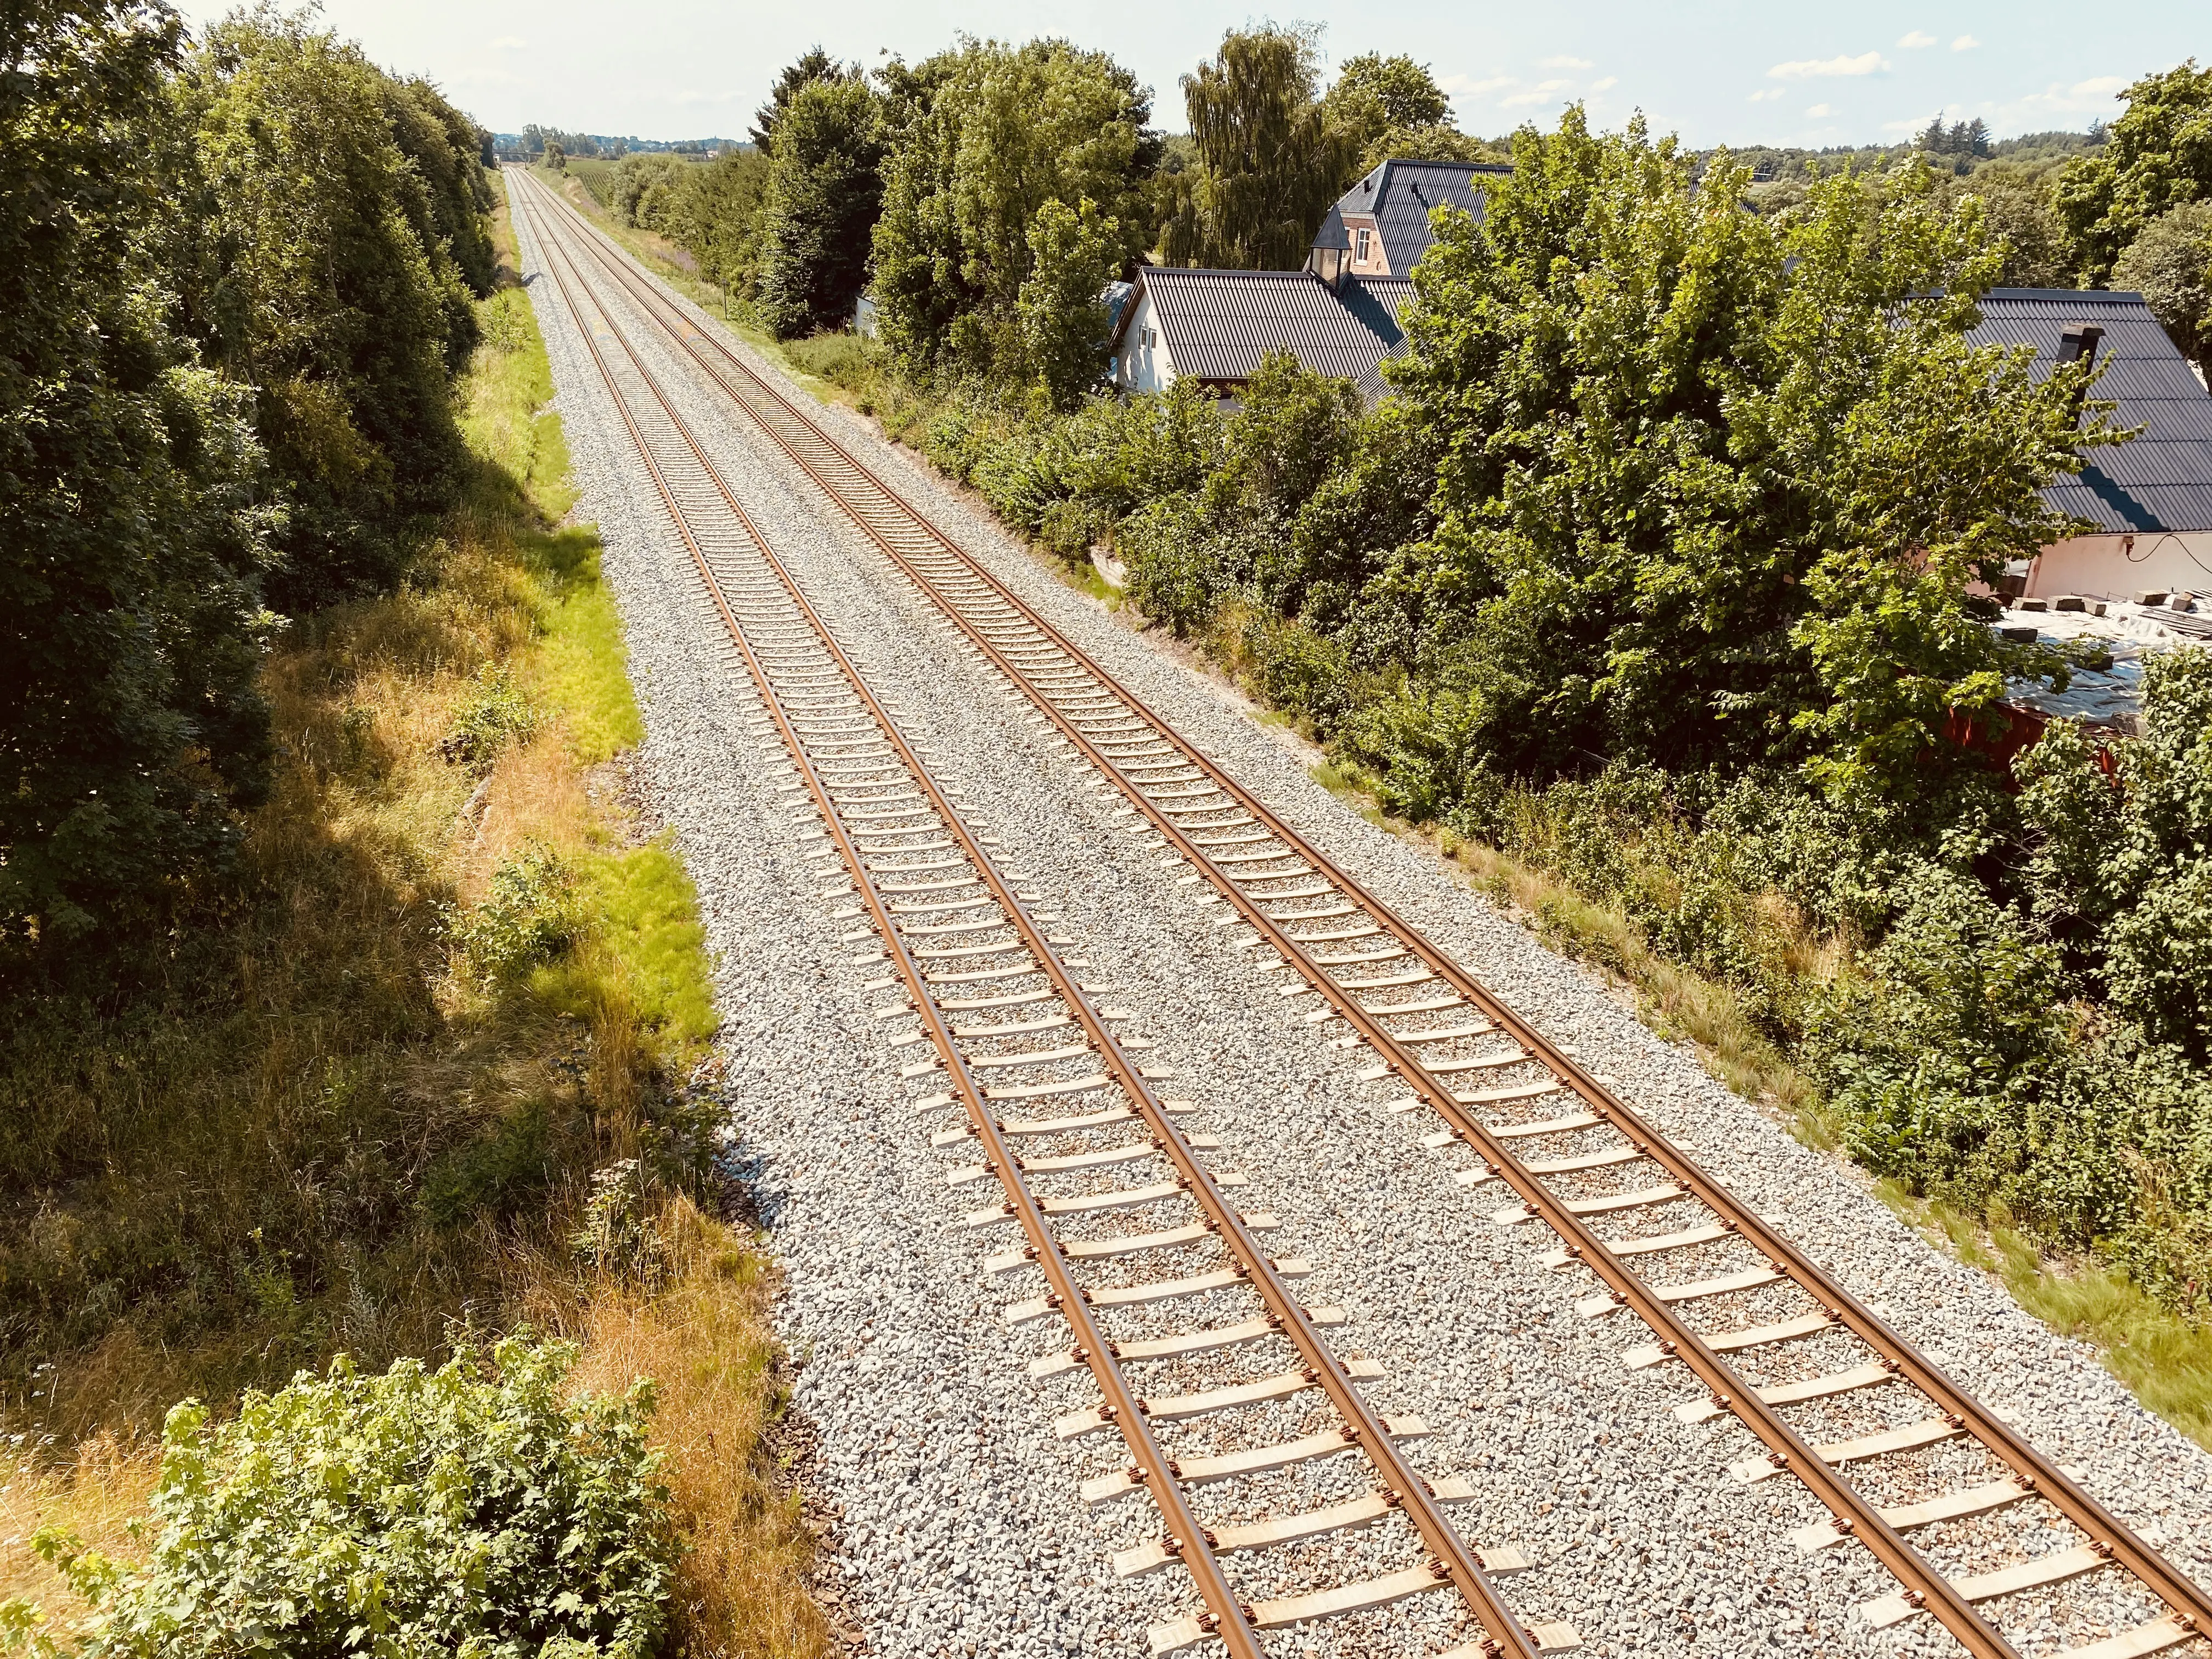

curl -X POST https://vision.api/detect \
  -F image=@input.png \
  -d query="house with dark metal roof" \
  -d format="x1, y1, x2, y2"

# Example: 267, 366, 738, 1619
1307, 159, 1508, 284
1968, 289, 2212, 602
1105, 157, 1499, 403
1106, 267, 1408, 402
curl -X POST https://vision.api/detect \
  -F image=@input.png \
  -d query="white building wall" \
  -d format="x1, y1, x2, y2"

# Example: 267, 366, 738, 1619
1112, 291, 1175, 395
2026, 532, 2212, 601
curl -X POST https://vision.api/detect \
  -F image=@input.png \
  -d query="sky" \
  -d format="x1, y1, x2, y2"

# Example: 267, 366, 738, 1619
180, 0, 2205, 149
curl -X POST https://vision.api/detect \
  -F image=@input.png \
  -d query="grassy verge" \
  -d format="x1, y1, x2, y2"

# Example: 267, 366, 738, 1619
0, 177, 827, 1653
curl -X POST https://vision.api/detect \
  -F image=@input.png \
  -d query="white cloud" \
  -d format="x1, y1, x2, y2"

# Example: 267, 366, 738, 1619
1539, 55, 1594, 69
1805, 103, 1832, 117
1589, 76, 1618, 93
1446, 72, 1517, 97
1768, 50, 1889, 80
1747, 87, 1786, 102
1999, 74, 2128, 121
1500, 78, 1572, 108
1897, 30, 1937, 48
1951, 34, 1980, 50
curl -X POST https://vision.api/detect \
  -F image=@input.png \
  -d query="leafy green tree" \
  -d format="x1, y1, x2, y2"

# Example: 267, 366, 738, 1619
2, 0, 277, 952
171, 12, 476, 605
1161, 27, 1356, 270
871, 38, 1159, 375
1015, 198, 1120, 404
1330, 52, 1449, 131
2056, 60, 2212, 282
751, 45, 848, 155
1321, 52, 1488, 176
383, 77, 498, 299
2112, 201, 2212, 371
1957, 168, 2072, 288
669, 145, 771, 302
543, 138, 565, 170
1916, 113, 1993, 172
755, 74, 886, 337
608, 148, 691, 229
1380, 110, 2101, 800
522, 122, 598, 159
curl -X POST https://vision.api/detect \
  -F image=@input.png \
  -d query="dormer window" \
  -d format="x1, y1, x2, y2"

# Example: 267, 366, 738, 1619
1355, 227, 1372, 264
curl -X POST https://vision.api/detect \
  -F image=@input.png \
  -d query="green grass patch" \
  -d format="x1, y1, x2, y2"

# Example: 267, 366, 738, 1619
584, 842, 718, 1053
1878, 1182, 2212, 1449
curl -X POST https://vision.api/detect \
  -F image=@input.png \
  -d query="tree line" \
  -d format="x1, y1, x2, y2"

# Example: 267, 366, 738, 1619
583, 28, 1494, 398
3, 0, 496, 958
578, 38, 2207, 388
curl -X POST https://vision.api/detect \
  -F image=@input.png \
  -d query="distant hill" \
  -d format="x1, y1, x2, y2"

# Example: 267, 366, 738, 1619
1714, 124, 2104, 187
492, 128, 749, 162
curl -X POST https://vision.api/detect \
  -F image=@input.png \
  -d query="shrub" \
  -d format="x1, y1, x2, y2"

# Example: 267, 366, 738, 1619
441, 664, 539, 774
1808, 862, 2068, 1194
781, 331, 875, 391
30, 1339, 674, 1659
1118, 496, 1242, 635
458, 845, 581, 981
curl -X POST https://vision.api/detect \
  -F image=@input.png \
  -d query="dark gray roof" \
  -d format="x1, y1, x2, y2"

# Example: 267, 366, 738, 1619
1337, 276, 1410, 403
1101, 279, 1133, 337
1113, 267, 1401, 391
1967, 288, 2212, 534
1348, 276, 1416, 330
1324, 159, 1509, 274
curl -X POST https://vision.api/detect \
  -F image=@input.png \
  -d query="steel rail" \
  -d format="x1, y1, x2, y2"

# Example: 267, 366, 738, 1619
517, 172, 1547, 1659
523, 174, 2212, 1659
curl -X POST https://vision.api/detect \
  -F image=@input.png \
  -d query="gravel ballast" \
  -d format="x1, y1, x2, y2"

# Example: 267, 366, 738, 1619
510, 185, 2212, 1659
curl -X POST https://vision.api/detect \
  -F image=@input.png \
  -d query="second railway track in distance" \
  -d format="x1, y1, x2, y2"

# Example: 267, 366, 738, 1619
510, 171, 2212, 1659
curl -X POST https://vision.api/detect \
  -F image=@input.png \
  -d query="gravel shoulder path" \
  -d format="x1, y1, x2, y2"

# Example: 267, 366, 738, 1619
512, 193, 2212, 1659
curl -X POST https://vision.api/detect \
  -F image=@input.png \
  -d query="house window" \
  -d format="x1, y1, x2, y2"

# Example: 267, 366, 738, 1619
1355, 227, 1372, 263
1142, 327, 1158, 349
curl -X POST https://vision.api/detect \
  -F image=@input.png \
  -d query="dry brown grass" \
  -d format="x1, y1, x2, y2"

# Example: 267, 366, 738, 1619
0, 1432, 155, 1617
551, 1197, 831, 1659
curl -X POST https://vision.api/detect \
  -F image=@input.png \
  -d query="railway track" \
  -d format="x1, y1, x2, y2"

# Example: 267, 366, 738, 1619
516, 174, 1576, 1659
512, 170, 2212, 1659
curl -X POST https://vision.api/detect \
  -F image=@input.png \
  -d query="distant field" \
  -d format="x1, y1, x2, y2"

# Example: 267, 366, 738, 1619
565, 155, 618, 208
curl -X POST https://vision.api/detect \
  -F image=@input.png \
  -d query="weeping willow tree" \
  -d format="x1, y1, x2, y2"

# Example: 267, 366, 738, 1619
1161, 26, 1357, 269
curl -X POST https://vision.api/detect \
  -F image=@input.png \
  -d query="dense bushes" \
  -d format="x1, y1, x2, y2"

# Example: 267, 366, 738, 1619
31, 1340, 675, 1658
2, 0, 493, 958
175, 11, 487, 607
1, 0, 277, 949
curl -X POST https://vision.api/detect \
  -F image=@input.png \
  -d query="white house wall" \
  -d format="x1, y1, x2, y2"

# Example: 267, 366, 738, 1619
2027, 532, 2212, 601
1112, 291, 1174, 396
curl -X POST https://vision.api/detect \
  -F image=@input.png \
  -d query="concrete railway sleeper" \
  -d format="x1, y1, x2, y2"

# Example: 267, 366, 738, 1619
516, 170, 2212, 1659
516, 173, 1575, 1659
